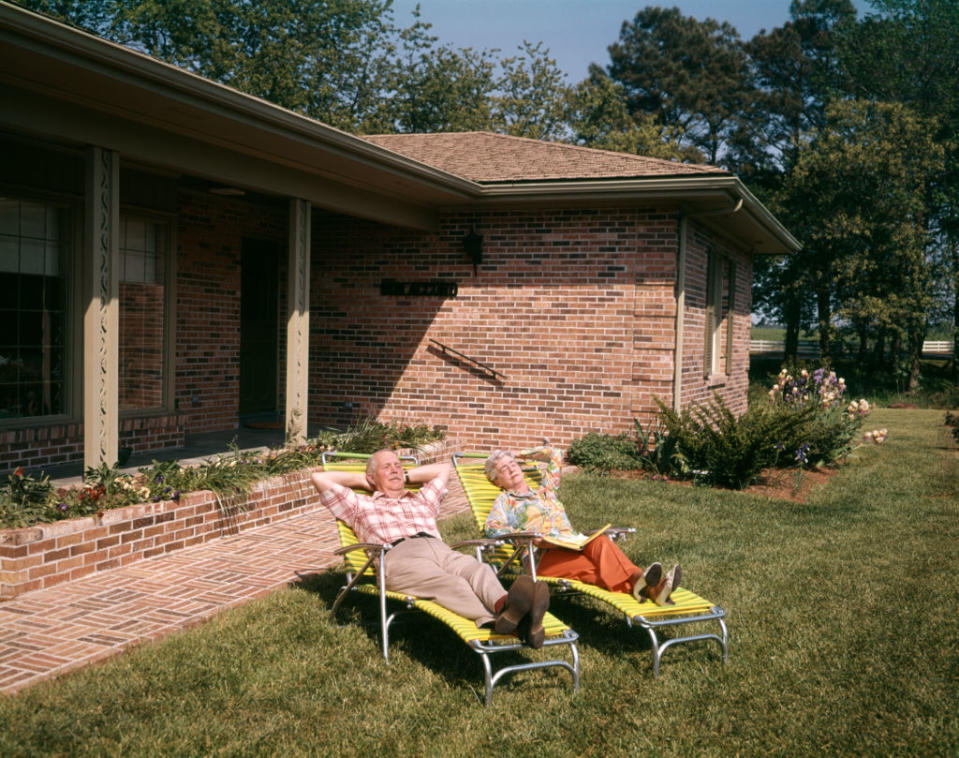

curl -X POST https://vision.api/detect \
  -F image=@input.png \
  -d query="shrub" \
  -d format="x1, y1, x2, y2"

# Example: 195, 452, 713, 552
766, 367, 872, 466
0, 468, 55, 528
656, 396, 813, 489
633, 417, 687, 476
566, 432, 643, 473
945, 411, 959, 443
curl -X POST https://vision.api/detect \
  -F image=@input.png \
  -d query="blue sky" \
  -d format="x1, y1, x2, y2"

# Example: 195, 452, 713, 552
390, 1, 874, 81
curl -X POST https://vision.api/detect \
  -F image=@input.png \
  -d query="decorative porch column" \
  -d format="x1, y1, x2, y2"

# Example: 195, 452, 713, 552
82, 147, 120, 470
284, 198, 311, 445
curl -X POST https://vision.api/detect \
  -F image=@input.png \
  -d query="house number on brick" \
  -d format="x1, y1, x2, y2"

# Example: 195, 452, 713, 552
380, 279, 458, 297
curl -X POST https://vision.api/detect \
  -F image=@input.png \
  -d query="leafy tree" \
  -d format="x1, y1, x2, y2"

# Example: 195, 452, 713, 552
492, 41, 570, 141
734, 0, 856, 179
776, 100, 945, 385
384, 13, 497, 133
840, 0, 959, 369
565, 71, 699, 161
19, 0, 399, 131
604, 6, 752, 164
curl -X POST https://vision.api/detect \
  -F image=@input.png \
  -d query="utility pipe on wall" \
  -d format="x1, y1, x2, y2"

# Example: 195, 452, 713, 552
673, 213, 688, 412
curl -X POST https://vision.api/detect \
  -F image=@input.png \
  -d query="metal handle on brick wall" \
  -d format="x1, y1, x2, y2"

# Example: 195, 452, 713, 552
427, 339, 506, 381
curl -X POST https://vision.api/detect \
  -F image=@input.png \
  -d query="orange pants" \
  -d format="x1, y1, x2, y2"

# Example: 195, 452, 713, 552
536, 535, 641, 594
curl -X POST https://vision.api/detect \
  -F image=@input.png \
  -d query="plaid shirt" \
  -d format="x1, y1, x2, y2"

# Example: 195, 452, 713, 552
318, 477, 446, 545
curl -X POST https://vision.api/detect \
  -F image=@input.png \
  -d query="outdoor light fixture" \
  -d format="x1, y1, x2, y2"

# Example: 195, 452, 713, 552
463, 227, 483, 275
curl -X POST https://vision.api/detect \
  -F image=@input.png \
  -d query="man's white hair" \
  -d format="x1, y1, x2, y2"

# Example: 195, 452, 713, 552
366, 449, 395, 478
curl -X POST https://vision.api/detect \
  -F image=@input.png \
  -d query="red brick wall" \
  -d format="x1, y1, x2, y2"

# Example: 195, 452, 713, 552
119, 281, 165, 410
309, 207, 753, 450
173, 190, 285, 433
3, 193, 754, 475
680, 223, 753, 414
0, 415, 184, 474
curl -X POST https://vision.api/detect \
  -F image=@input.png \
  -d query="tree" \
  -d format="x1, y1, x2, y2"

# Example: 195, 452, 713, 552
492, 41, 570, 141
840, 0, 959, 370
565, 71, 699, 161
776, 100, 944, 386
733, 0, 856, 179
383, 13, 497, 134
604, 6, 752, 164
19, 0, 400, 131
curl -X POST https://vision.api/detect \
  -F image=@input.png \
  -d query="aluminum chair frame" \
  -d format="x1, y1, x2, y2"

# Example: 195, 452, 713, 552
453, 452, 729, 676
314, 451, 581, 705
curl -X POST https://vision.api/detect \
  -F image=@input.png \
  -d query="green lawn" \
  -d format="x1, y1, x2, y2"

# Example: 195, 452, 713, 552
1, 409, 957, 757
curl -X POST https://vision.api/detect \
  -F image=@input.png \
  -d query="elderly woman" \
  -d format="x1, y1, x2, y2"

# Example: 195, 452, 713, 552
484, 446, 680, 605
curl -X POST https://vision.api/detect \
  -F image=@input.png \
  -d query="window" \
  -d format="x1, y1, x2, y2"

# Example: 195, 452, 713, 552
704, 251, 735, 377
118, 214, 169, 411
0, 198, 70, 419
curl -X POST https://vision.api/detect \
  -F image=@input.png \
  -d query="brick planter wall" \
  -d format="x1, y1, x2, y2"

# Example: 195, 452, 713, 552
0, 438, 456, 599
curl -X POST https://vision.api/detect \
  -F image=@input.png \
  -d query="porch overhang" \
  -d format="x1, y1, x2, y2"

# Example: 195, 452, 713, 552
1, 1, 800, 255
0, 2, 476, 231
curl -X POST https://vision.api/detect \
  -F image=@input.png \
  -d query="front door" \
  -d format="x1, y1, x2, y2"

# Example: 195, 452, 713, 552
239, 238, 279, 416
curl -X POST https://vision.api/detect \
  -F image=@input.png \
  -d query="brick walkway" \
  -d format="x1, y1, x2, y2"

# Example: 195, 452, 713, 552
0, 478, 470, 695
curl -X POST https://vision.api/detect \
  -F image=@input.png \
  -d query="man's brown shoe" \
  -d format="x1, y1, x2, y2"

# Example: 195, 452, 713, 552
494, 575, 535, 635
525, 580, 550, 649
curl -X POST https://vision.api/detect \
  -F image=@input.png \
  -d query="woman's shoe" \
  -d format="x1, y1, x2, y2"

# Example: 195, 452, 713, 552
631, 562, 662, 601
640, 564, 681, 606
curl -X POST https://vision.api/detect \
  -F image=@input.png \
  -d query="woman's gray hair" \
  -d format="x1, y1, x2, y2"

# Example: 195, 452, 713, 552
484, 449, 514, 483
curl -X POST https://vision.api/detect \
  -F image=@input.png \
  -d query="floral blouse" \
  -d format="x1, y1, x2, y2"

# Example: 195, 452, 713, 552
484, 447, 585, 541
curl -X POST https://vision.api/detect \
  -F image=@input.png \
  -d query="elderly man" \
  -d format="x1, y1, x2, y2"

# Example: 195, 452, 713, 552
311, 449, 550, 648
485, 446, 680, 605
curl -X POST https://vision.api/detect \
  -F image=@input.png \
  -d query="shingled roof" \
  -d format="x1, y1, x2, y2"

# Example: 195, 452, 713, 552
362, 131, 728, 184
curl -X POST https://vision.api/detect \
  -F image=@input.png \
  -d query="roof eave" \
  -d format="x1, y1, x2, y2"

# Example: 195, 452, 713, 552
472, 176, 801, 255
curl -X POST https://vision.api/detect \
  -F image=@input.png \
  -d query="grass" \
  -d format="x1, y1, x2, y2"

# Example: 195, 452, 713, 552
1, 409, 957, 756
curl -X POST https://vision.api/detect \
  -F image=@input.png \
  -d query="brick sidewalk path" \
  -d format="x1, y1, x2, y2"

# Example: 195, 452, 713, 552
0, 478, 470, 695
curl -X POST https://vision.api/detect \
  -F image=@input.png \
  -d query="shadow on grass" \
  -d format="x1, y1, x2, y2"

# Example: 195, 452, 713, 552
290, 569, 577, 702
292, 569, 724, 684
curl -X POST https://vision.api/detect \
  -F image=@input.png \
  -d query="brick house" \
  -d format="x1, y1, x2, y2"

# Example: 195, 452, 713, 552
0, 3, 799, 476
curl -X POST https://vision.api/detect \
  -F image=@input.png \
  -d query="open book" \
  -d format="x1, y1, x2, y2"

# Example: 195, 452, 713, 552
538, 524, 612, 551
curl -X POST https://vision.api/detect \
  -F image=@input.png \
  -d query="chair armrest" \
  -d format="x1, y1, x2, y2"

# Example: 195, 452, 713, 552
334, 542, 389, 556
496, 531, 539, 543
601, 526, 636, 541
449, 538, 503, 550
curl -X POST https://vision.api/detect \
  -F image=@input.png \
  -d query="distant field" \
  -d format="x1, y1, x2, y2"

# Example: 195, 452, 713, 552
750, 327, 817, 341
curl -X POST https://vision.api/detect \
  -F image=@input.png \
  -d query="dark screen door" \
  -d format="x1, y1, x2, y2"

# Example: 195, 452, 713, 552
239, 239, 279, 415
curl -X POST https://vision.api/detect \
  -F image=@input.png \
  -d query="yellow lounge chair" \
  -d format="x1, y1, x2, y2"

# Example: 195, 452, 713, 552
314, 452, 581, 705
453, 452, 729, 676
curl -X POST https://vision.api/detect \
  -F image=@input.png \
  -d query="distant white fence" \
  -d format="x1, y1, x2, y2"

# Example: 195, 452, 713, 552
750, 339, 954, 357
750, 340, 819, 357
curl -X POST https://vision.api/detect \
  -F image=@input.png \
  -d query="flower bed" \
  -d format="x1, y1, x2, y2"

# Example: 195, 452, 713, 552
0, 438, 456, 600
